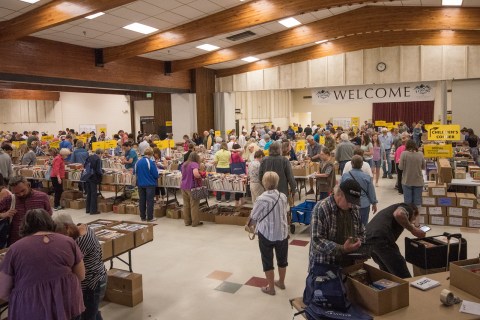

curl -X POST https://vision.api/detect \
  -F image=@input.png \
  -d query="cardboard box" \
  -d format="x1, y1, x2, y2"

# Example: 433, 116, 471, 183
417, 215, 428, 225
70, 199, 86, 210
116, 222, 154, 247
117, 203, 126, 214
104, 229, 135, 255
99, 202, 113, 213
437, 193, 457, 207
405, 236, 467, 269
214, 214, 249, 226
447, 216, 466, 227
343, 263, 409, 316
450, 258, 480, 299
427, 207, 446, 216
105, 269, 143, 307
292, 167, 310, 177
417, 206, 427, 216
61, 190, 83, 200
60, 198, 70, 208
467, 207, 480, 219
102, 175, 115, 184
427, 183, 447, 197
105, 288, 143, 307
100, 239, 113, 261
437, 158, 452, 183
467, 218, 480, 228
125, 204, 137, 215
166, 206, 182, 219
456, 193, 477, 208
421, 193, 436, 206
429, 215, 446, 225
468, 165, 480, 174
454, 170, 466, 179
447, 207, 466, 217
154, 205, 167, 218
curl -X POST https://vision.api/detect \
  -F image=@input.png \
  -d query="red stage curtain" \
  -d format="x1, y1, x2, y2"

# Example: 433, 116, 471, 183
372, 101, 434, 126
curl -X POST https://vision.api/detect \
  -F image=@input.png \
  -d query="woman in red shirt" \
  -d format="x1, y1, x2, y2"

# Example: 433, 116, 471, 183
51, 148, 71, 210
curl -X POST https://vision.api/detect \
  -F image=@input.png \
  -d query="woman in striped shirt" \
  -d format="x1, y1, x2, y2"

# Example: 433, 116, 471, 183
53, 212, 107, 320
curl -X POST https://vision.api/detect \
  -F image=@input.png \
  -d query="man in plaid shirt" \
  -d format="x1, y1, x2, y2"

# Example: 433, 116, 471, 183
308, 179, 366, 270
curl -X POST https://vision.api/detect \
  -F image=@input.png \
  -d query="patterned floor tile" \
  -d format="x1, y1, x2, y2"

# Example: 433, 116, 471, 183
290, 239, 309, 247
207, 270, 233, 281
214, 281, 243, 294
244, 276, 268, 288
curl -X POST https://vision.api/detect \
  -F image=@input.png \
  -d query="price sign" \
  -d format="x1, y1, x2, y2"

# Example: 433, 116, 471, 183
375, 120, 386, 126
296, 140, 306, 152
49, 141, 60, 149
104, 140, 117, 149
12, 141, 26, 148
41, 135, 54, 141
423, 144, 453, 158
426, 125, 461, 141
92, 142, 105, 150
215, 131, 221, 137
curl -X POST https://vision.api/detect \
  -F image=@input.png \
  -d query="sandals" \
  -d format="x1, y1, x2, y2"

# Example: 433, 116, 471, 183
261, 286, 276, 296
274, 281, 286, 290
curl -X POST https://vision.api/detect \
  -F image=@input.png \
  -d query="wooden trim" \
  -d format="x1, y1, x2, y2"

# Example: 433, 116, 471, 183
215, 30, 480, 77
0, 0, 136, 43
174, 6, 480, 72
0, 89, 59, 101
103, 0, 392, 63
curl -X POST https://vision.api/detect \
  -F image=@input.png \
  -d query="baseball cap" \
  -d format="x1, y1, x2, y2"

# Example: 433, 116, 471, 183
339, 179, 361, 206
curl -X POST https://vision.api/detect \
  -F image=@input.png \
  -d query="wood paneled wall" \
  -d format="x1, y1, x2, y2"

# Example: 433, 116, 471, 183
0, 89, 59, 101
192, 68, 215, 133
153, 93, 172, 138
0, 37, 191, 92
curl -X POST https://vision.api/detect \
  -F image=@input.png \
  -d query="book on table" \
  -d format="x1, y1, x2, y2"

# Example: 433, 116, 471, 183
410, 277, 441, 291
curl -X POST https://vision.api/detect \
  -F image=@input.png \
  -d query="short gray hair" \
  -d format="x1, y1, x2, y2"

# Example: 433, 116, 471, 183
306, 135, 314, 141
262, 171, 279, 190
95, 148, 104, 155
269, 141, 282, 156
59, 148, 71, 156
340, 133, 349, 141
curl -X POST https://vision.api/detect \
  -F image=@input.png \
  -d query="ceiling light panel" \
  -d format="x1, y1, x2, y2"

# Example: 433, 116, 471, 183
442, 0, 463, 5
20, 0, 40, 3
123, 23, 158, 35
85, 12, 105, 20
278, 17, 301, 28
242, 56, 259, 62
196, 44, 220, 51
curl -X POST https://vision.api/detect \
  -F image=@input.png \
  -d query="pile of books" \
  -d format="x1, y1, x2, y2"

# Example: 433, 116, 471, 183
95, 229, 125, 240
207, 174, 247, 192
111, 223, 148, 232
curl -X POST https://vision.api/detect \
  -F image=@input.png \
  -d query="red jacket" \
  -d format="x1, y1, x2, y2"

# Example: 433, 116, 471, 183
51, 155, 65, 179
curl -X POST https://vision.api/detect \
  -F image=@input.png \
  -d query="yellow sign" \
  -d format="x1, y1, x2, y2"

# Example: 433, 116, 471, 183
49, 141, 60, 149
447, 115, 452, 121
385, 122, 394, 127
104, 140, 117, 149
351, 117, 360, 127
432, 121, 441, 125
215, 131, 221, 137
92, 141, 105, 150
295, 140, 306, 152
154, 140, 169, 149
165, 121, 172, 126
395, 122, 402, 126
169, 140, 175, 148
293, 126, 298, 132
41, 135, 54, 141
375, 120, 386, 126
423, 144, 453, 158
12, 141, 26, 148
263, 149, 269, 156
320, 136, 326, 145
426, 124, 461, 141
99, 127, 107, 134
78, 137, 87, 143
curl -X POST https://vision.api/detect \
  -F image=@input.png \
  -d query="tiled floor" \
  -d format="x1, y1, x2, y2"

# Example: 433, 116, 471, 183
58, 176, 479, 320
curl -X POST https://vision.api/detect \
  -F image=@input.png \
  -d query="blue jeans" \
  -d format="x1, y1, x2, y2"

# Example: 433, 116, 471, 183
382, 150, 392, 176
139, 186, 155, 220
82, 276, 107, 320
402, 185, 422, 206
359, 206, 371, 226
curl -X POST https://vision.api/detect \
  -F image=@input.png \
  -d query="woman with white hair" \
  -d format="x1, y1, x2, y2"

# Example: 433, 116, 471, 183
335, 133, 355, 175
51, 148, 71, 211
249, 171, 289, 296
212, 136, 223, 153
53, 212, 107, 320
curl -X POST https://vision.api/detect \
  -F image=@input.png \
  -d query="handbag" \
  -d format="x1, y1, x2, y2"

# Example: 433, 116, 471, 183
0, 191, 16, 249
245, 192, 281, 240
191, 181, 208, 200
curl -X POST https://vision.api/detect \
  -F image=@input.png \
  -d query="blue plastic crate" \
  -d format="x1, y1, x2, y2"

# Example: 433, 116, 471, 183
291, 200, 316, 225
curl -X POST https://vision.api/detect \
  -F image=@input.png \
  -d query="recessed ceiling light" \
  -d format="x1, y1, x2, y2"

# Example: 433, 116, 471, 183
442, 0, 463, 5
123, 23, 158, 35
242, 56, 259, 62
85, 12, 105, 20
20, 0, 40, 3
196, 44, 220, 51
278, 17, 301, 28
315, 40, 328, 44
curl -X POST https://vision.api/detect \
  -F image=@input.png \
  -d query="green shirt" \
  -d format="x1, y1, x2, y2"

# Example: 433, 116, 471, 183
214, 149, 231, 169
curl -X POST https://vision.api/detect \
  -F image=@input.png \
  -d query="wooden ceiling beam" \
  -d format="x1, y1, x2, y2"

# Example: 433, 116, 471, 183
103, 0, 393, 63
0, 0, 137, 43
215, 30, 480, 77
174, 6, 480, 72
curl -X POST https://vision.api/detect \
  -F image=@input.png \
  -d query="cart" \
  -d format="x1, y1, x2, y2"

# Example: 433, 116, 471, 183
290, 199, 316, 234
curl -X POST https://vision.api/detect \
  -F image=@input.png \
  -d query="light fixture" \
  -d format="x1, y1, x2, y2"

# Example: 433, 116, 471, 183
442, 0, 463, 5
242, 56, 259, 62
196, 44, 220, 51
315, 40, 328, 44
85, 12, 105, 20
278, 17, 301, 28
20, 0, 40, 3
123, 23, 158, 35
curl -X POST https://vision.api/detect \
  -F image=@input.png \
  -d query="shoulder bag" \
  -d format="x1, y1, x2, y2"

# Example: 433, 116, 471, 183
0, 191, 16, 249
348, 172, 368, 196
245, 191, 281, 240
190, 164, 208, 200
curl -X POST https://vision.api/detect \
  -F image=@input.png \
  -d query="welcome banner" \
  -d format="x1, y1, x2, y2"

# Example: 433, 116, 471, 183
312, 82, 436, 104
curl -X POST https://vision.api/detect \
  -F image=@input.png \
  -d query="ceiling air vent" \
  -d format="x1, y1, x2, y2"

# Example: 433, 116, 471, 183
226, 31, 256, 41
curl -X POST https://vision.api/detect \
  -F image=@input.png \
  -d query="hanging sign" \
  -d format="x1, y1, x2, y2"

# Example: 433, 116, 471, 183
215, 131, 221, 137
351, 117, 360, 127
165, 121, 172, 126
312, 82, 436, 104
41, 135, 54, 141
49, 141, 60, 149
426, 125, 461, 141
296, 140, 306, 152
104, 140, 117, 149
423, 144, 453, 158
92, 142, 105, 150
375, 121, 386, 127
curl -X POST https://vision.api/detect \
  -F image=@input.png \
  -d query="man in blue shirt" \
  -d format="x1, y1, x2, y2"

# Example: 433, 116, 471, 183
134, 148, 159, 222
59, 134, 73, 162
122, 141, 138, 170
378, 128, 393, 179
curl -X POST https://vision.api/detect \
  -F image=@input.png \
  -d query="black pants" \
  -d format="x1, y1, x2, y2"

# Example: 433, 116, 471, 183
370, 241, 411, 279
258, 232, 288, 272
51, 177, 63, 207
396, 163, 403, 193
85, 180, 99, 214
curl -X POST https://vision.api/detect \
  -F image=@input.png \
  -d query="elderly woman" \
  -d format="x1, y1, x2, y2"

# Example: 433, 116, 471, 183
53, 212, 107, 320
243, 138, 259, 162
51, 148, 71, 211
259, 141, 296, 197
0, 209, 85, 320
248, 150, 265, 203
250, 171, 289, 296
181, 152, 203, 227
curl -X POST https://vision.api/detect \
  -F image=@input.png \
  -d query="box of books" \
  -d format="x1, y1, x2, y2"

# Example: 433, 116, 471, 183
405, 235, 467, 269
450, 258, 480, 299
96, 229, 134, 256
343, 263, 409, 315
110, 222, 154, 247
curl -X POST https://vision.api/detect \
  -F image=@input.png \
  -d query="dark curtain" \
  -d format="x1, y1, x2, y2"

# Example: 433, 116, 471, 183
373, 101, 434, 126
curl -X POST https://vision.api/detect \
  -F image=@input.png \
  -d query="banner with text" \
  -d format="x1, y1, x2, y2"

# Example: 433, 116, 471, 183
312, 82, 436, 104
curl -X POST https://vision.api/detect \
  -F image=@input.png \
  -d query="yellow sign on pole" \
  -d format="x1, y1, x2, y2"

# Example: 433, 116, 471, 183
154, 140, 169, 149
423, 144, 453, 158
92, 141, 105, 150
215, 131, 221, 137
375, 120, 386, 126
104, 140, 117, 149
49, 141, 60, 149
351, 117, 360, 127
426, 125, 461, 141
99, 127, 107, 134
320, 136, 326, 145
295, 140, 306, 152
12, 141, 26, 148
41, 135, 54, 141
165, 121, 172, 126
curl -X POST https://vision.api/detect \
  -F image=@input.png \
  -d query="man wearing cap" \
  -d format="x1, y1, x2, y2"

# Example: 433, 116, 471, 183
379, 128, 394, 179
365, 203, 425, 278
308, 179, 365, 269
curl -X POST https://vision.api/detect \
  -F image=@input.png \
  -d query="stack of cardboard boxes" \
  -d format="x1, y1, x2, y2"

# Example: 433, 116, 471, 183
420, 182, 479, 228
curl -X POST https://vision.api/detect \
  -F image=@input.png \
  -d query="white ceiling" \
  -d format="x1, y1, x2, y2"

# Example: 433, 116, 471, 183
0, 0, 479, 69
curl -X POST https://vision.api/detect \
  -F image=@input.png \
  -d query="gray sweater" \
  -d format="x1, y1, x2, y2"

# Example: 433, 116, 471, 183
21, 150, 36, 166
398, 151, 425, 187
259, 155, 296, 196
0, 151, 13, 179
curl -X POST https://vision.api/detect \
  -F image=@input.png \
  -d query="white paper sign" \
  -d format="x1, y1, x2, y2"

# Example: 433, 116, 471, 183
422, 197, 436, 206
448, 207, 464, 217
459, 199, 474, 208
468, 208, 480, 218
418, 206, 427, 215
448, 217, 463, 226
468, 219, 480, 228
430, 216, 446, 225
460, 301, 480, 316
429, 207, 444, 216
431, 188, 446, 196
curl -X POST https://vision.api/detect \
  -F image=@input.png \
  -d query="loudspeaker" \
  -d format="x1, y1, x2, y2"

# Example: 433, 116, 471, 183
94, 49, 104, 67
164, 61, 172, 75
